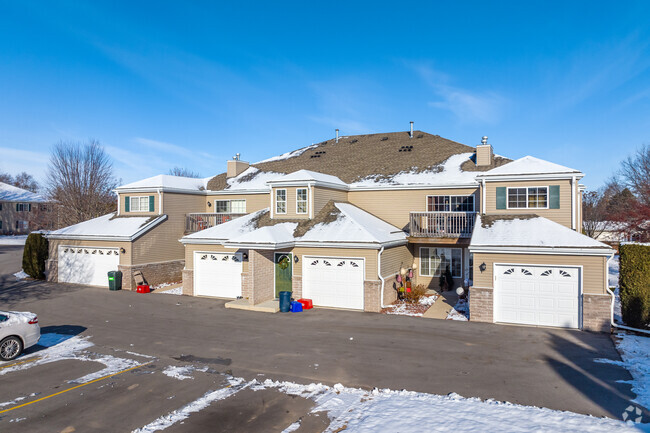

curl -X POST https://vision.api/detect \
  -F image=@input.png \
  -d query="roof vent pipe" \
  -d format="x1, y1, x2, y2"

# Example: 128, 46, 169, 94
335, 129, 339, 143
233, 153, 240, 161
409, 121, 414, 138
481, 136, 488, 145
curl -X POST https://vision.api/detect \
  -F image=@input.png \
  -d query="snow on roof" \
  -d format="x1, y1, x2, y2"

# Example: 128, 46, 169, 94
47, 213, 166, 240
470, 214, 612, 250
299, 203, 406, 244
229, 222, 298, 246
182, 210, 267, 241
225, 167, 284, 191
255, 144, 318, 164
0, 182, 47, 202
267, 169, 347, 187
478, 156, 581, 177
117, 175, 211, 191
350, 153, 477, 187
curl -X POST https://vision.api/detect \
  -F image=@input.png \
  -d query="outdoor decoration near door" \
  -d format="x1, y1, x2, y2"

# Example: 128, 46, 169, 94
275, 253, 292, 297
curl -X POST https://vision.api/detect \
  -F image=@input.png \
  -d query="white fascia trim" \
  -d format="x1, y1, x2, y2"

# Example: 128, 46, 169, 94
266, 180, 349, 191
223, 241, 295, 250
47, 215, 168, 242
206, 189, 270, 195
475, 173, 585, 181
468, 245, 615, 256
348, 183, 479, 191
180, 238, 228, 245
295, 239, 407, 249
185, 239, 408, 250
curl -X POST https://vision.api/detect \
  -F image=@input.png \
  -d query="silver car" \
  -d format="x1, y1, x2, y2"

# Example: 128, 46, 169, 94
0, 311, 41, 361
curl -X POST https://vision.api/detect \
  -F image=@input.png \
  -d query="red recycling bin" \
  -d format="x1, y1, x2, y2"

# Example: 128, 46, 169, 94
137, 285, 150, 293
297, 299, 313, 309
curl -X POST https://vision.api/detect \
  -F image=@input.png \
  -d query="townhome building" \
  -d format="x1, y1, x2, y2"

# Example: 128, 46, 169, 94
46, 127, 615, 332
0, 182, 51, 235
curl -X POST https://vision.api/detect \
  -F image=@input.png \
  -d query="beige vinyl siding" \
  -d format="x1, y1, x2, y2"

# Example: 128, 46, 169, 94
292, 247, 379, 280
120, 193, 159, 216
272, 187, 310, 219
348, 188, 479, 230
472, 252, 607, 295
313, 187, 348, 215
484, 180, 572, 228
476, 145, 493, 166
205, 193, 269, 213
131, 192, 204, 264
415, 244, 467, 289
48, 238, 132, 266
183, 243, 249, 272
380, 244, 413, 278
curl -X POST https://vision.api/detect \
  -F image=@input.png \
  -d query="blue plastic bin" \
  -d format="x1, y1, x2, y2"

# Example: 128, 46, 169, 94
290, 301, 303, 313
279, 291, 292, 313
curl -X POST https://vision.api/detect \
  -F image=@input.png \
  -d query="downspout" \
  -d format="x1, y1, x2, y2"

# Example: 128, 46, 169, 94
378, 246, 387, 308
308, 182, 314, 219
158, 188, 163, 215
605, 253, 650, 335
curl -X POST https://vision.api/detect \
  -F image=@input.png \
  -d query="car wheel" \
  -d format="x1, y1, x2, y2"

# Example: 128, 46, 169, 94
0, 336, 23, 361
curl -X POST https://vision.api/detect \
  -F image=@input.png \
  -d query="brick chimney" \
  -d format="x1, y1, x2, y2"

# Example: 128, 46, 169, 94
227, 153, 249, 178
476, 136, 493, 166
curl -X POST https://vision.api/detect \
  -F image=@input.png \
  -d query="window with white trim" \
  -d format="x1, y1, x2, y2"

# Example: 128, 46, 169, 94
507, 187, 548, 209
420, 247, 462, 278
296, 188, 308, 214
16, 220, 28, 230
427, 195, 474, 212
215, 199, 246, 213
16, 203, 32, 212
275, 189, 287, 214
129, 196, 149, 212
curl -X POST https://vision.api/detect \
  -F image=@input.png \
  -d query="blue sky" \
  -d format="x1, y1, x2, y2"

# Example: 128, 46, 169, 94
1, 1, 649, 190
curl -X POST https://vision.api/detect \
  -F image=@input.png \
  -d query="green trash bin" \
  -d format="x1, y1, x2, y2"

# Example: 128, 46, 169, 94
108, 271, 122, 291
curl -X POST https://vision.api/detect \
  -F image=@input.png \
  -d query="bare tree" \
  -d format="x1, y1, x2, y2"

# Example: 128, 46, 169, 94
582, 190, 610, 239
168, 166, 201, 178
620, 144, 650, 207
46, 140, 117, 227
13, 172, 39, 192
0, 172, 12, 184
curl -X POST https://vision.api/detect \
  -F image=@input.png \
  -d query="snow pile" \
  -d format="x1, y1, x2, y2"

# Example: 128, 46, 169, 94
419, 295, 438, 306
0, 235, 28, 245
596, 332, 650, 412
447, 298, 469, 321
351, 153, 477, 187
159, 287, 183, 295
13, 270, 28, 280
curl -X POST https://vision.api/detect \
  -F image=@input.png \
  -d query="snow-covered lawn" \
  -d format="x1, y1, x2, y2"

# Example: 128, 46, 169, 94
446, 297, 469, 321
596, 332, 650, 416
609, 254, 620, 288
0, 235, 27, 245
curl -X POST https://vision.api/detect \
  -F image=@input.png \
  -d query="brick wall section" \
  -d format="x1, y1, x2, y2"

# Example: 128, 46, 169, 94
383, 280, 397, 306
583, 293, 612, 333
469, 287, 493, 323
364, 280, 381, 313
292, 274, 303, 299
241, 271, 252, 303
182, 269, 193, 296
250, 249, 275, 305
118, 260, 184, 291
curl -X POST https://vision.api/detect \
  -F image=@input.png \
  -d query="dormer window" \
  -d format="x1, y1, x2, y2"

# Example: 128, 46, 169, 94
296, 188, 308, 214
275, 189, 287, 214
507, 187, 548, 209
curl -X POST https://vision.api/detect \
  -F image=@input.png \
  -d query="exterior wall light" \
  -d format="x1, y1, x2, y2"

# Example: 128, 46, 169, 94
294, 255, 299, 263
120, 247, 126, 254
479, 262, 486, 273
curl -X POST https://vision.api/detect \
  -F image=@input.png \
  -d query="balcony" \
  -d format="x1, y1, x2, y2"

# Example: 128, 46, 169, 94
185, 213, 246, 234
409, 212, 476, 238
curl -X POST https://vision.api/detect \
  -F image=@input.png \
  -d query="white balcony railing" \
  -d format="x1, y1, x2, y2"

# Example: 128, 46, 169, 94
409, 212, 476, 238
185, 213, 246, 233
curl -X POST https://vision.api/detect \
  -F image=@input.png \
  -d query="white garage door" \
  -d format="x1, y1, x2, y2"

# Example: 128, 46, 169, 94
58, 246, 120, 287
495, 265, 580, 329
303, 257, 364, 310
194, 252, 243, 298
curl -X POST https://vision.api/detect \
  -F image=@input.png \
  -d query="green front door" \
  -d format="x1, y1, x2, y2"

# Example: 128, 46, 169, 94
275, 253, 293, 297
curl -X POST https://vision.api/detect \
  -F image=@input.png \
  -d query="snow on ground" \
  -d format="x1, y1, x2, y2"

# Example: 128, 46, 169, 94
0, 235, 28, 245
162, 365, 208, 381
382, 295, 438, 317
159, 287, 183, 295
596, 332, 650, 413
447, 298, 469, 321
152, 282, 183, 295
13, 270, 28, 280
135, 377, 647, 433
609, 254, 620, 288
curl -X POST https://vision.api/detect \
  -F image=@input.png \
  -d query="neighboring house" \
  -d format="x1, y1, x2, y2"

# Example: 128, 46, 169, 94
0, 182, 51, 235
45, 128, 615, 332
593, 221, 649, 245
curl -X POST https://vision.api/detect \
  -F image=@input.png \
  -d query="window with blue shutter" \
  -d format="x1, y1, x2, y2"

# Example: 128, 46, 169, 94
549, 185, 560, 209
496, 187, 506, 210
125, 196, 130, 212
149, 196, 155, 212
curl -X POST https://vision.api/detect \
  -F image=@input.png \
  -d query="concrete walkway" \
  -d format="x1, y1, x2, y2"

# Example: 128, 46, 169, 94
423, 290, 459, 319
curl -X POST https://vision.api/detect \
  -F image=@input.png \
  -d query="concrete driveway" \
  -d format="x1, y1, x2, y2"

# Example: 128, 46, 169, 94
0, 275, 646, 430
